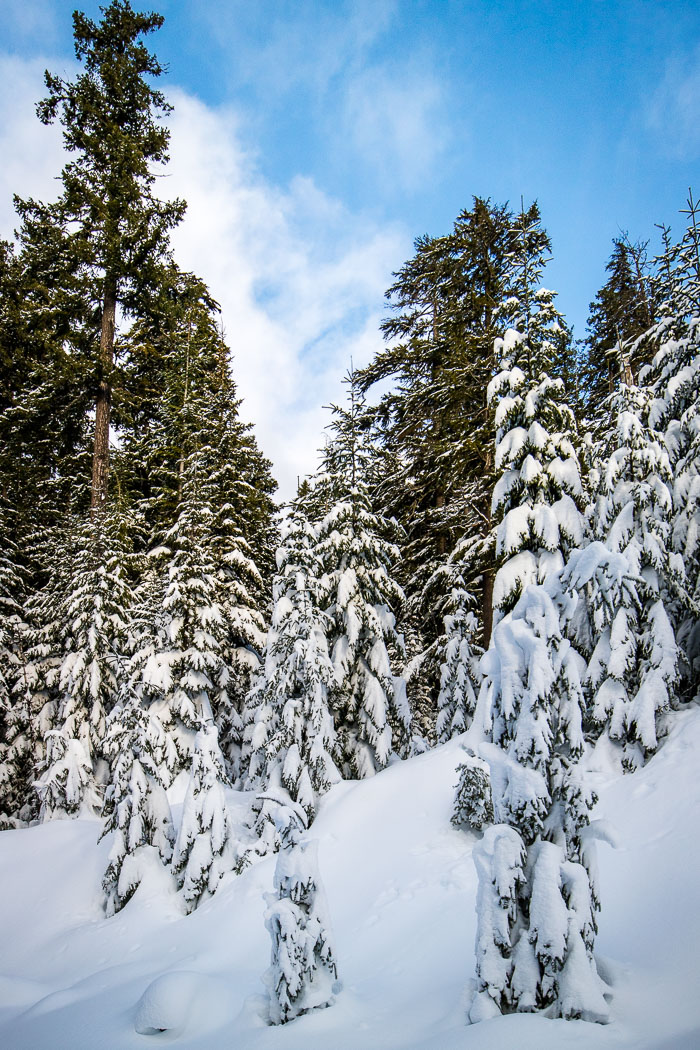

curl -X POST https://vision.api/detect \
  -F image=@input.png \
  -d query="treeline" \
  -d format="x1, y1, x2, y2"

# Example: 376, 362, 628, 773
0, 0, 699, 1029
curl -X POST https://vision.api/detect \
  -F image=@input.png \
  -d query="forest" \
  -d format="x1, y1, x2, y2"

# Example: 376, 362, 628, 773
0, 0, 699, 1038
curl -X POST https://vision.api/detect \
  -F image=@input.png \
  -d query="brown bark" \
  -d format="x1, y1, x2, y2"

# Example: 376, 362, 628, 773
91, 280, 116, 508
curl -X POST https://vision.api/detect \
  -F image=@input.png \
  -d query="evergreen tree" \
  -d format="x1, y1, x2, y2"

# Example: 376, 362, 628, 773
358, 199, 514, 667
35, 504, 137, 818
639, 192, 700, 693
240, 510, 338, 863
16, 0, 186, 506
264, 825, 339, 1025
315, 373, 410, 778
468, 220, 606, 1023
585, 383, 683, 764
436, 574, 481, 744
130, 454, 263, 782
584, 237, 656, 415
173, 722, 236, 912
100, 699, 175, 915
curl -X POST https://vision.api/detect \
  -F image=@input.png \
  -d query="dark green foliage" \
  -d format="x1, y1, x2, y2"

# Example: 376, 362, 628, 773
583, 237, 656, 417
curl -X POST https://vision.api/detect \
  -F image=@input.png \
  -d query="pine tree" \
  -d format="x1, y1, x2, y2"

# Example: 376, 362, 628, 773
315, 373, 410, 778
172, 722, 236, 913
16, 0, 186, 506
240, 509, 339, 864
130, 453, 264, 782
584, 237, 656, 416
584, 382, 683, 765
436, 574, 482, 744
639, 192, 700, 695
100, 699, 175, 915
264, 829, 339, 1025
468, 217, 607, 1023
358, 199, 514, 669
35, 504, 137, 819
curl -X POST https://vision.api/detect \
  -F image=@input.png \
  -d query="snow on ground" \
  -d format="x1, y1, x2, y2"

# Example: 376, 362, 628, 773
1, 706, 699, 1049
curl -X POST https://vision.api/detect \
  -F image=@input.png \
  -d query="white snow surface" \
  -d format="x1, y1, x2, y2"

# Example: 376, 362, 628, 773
1, 707, 700, 1048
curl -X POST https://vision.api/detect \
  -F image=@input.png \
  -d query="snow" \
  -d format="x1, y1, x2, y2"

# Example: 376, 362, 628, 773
0, 708, 700, 1047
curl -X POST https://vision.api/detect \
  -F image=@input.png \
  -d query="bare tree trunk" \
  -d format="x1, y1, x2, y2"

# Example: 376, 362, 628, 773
91, 280, 116, 508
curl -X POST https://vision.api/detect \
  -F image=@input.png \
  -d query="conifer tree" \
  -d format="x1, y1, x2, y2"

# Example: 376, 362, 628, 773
101, 700, 175, 915
263, 806, 339, 1026
436, 574, 481, 744
173, 722, 236, 912
35, 503, 137, 819
315, 372, 410, 778
16, 0, 186, 507
240, 510, 338, 864
469, 217, 607, 1023
639, 192, 700, 693
131, 453, 264, 782
358, 199, 514, 670
585, 382, 683, 765
584, 237, 656, 416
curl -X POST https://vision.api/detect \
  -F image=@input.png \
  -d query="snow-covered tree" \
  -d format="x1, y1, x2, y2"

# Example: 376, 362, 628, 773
131, 457, 262, 783
264, 827, 339, 1025
0, 507, 31, 825
436, 575, 482, 744
470, 585, 608, 1022
469, 222, 607, 1023
640, 195, 700, 691
315, 371, 410, 778
240, 509, 339, 863
100, 701, 176, 915
585, 382, 683, 765
173, 722, 236, 912
36, 504, 137, 819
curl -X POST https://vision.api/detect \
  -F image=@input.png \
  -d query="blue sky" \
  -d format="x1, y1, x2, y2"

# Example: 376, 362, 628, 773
0, 0, 699, 496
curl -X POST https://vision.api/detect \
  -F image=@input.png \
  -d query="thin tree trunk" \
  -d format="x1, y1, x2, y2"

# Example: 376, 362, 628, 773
91, 279, 116, 508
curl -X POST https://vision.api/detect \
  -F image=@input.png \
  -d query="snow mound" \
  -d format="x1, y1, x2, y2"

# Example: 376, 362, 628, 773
134, 970, 225, 1036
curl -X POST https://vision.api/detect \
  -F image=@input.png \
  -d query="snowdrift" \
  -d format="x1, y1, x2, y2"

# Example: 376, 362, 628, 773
0, 705, 699, 1050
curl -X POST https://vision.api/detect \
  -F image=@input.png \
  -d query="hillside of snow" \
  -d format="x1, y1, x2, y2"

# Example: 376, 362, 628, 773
1, 706, 699, 1050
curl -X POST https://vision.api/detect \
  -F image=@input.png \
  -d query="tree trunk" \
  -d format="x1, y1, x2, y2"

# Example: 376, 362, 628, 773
91, 280, 116, 508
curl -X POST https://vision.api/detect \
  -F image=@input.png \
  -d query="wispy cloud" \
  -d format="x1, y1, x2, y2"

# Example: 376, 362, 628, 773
647, 44, 700, 160
341, 63, 451, 193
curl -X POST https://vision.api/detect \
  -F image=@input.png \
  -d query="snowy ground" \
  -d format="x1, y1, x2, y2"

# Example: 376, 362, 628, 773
1, 706, 699, 1050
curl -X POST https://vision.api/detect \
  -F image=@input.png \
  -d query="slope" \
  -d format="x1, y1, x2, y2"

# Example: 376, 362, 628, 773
0, 706, 699, 1049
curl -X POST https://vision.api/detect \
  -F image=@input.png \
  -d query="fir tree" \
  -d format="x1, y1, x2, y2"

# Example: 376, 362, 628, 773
469, 219, 606, 1023
315, 373, 410, 778
585, 382, 683, 765
263, 806, 339, 1026
16, 0, 186, 506
173, 722, 236, 912
584, 236, 656, 416
131, 454, 264, 782
639, 192, 700, 694
436, 574, 482, 744
240, 509, 338, 864
100, 699, 175, 916
35, 504, 137, 819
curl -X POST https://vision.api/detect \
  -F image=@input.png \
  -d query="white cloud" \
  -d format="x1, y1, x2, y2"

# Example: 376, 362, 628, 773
0, 56, 408, 503
341, 64, 450, 193
0, 55, 65, 235
165, 90, 407, 500
647, 45, 700, 160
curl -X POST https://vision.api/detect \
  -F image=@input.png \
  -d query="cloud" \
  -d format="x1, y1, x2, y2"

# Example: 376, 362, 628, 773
0, 55, 409, 502
0, 55, 65, 235
647, 44, 700, 160
341, 63, 451, 193
164, 91, 407, 499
